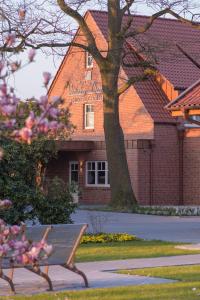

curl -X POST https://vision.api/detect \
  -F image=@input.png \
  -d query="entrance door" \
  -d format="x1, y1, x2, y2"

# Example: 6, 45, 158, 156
69, 161, 79, 184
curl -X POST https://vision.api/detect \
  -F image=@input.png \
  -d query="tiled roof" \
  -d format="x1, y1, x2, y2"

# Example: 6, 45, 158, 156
166, 78, 200, 111
90, 10, 200, 89
91, 10, 178, 123
123, 44, 175, 123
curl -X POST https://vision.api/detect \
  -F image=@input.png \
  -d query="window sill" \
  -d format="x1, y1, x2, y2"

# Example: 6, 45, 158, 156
85, 185, 110, 189
83, 128, 95, 132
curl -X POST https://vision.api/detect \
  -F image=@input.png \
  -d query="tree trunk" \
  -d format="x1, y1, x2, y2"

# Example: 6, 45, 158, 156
101, 71, 137, 208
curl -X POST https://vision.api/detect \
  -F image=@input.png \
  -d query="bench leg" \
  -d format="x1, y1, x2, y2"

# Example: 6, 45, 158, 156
24, 265, 53, 291
0, 269, 15, 293
62, 264, 89, 288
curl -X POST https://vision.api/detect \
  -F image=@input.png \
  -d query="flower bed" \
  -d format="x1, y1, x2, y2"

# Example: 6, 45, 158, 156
81, 233, 138, 244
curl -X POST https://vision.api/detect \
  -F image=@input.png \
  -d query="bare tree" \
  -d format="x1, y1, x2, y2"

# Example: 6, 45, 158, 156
0, 0, 198, 208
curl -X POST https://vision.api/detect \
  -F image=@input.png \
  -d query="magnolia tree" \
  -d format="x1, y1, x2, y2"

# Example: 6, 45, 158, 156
0, 35, 72, 266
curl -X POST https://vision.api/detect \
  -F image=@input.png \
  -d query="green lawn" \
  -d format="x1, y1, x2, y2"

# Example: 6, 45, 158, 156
76, 240, 200, 262
5, 265, 200, 300
4, 277, 200, 300
119, 264, 200, 281
2, 241, 200, 300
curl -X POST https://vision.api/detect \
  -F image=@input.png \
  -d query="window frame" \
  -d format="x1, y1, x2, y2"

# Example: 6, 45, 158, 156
86, 51, 93, 69
85, 161, 110, 187
69, 161, 79, 184
84, 104, 94, 129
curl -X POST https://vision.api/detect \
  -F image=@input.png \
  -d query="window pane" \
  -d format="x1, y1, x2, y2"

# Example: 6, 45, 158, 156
98, 171, 106, 184
87, 52, 93, 67
86, 112, 94, 128
88, 171, 95, 184
86, 105, 90, 113
71, 171, 78, 184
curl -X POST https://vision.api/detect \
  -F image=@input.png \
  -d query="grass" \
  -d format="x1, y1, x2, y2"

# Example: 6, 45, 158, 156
3, 268, 200, 300
2, 242, 200, 299
119, 264, 200, 282
76, 239, 200, 262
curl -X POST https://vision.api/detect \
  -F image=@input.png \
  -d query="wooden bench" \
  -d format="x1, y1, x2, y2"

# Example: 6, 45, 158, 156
0, 223, 88, 293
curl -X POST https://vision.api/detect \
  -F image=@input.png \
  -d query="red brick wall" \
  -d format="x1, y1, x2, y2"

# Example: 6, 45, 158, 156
151, 124, 180, 205
136, 124, 180, 206
183, 128, 200, 205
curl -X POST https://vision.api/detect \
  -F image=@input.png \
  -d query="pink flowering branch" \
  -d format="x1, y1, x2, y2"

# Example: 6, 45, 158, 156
0, 201, 53, 265
0, 37, 72, 266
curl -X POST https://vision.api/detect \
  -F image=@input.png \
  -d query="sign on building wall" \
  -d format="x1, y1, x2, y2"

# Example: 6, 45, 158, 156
66, 80, 103, 103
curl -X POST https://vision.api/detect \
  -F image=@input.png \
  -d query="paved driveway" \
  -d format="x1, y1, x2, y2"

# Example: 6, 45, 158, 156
72, 209, 200, 243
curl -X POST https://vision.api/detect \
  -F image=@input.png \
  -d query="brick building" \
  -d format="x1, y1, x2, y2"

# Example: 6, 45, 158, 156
47, 10, 200, 206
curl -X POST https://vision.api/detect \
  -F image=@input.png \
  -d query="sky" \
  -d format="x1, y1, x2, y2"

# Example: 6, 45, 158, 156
11, 2, 194, 99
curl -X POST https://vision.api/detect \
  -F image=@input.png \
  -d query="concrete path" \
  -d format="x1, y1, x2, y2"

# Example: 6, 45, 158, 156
72, 209, 200, 243
1, 254, 200, 296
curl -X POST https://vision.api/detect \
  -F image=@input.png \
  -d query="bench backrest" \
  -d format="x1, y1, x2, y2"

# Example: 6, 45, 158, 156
26, 223, 88, 265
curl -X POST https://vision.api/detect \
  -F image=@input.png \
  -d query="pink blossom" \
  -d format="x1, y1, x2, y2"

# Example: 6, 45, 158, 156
49, 120, 58, 131
0, 83, 7, 96
28, 246, 40, 259
39, 95, 48, 107
43, 244, 53, 256
43, 72, 51, 87
4, 119, 16, 129
18, 8, 26, 21
21, 253, 30, 264
0, 199, 12, 208
49, 107, 58, 118
0, 61, 4, 74
38, 118, 49, 133
18, 127, 32, 143
25, 111, 35, 129
10, 62, 20, 72
10, 225, 21, 236
0, 219, 5, 227
2, 105, 16, 116
28, 49, 36, 62
5, 33, 16, 46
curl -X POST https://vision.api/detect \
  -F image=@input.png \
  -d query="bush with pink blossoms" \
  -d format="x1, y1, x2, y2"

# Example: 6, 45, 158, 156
0, 41, 73, 266
0, 200, 53, 265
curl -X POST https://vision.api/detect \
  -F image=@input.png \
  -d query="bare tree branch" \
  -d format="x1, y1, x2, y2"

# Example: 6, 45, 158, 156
118, 74, 149, 95
57, 0, 104, 65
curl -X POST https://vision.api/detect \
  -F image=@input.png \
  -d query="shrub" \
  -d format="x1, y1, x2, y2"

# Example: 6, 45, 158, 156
34, 177, 77, 224
0, 138, 56, 224
81, 233, 138, 244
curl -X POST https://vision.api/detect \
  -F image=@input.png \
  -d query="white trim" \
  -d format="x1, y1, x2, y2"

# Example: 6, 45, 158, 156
85, 161, 110, 187
84, 104, 94, 129
69, 161, 79, 184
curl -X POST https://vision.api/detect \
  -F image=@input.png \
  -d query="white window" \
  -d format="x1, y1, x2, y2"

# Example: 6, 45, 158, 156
86, 161, 110, 187
191, 115, 200, 122
86, 52, 93, 68
85, 104, 94, 129
69, 161, 79, 184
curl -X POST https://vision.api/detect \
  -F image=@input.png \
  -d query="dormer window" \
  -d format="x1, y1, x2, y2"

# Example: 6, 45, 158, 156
86, 52, 93, 69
